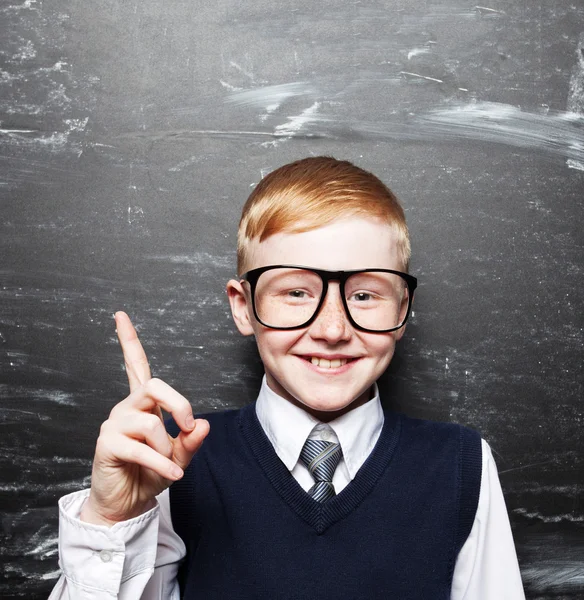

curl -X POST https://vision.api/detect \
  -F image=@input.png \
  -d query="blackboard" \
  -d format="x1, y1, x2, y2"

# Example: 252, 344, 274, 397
1, 1, 583, 598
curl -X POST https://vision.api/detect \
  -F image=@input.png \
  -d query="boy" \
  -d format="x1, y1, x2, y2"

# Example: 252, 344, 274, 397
51, 157, 524, 599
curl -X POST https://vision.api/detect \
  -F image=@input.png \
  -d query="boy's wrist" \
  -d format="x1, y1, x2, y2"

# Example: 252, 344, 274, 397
80, 495, 156, 527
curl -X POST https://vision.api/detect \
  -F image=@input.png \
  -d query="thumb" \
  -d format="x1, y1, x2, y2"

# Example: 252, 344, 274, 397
172, 419, 210, 471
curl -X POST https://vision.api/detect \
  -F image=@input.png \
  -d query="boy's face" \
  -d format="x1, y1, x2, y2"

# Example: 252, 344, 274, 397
227, 217, 407, 422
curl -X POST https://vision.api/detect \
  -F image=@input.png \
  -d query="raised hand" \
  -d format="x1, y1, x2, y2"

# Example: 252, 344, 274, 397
80, 311, 209, 526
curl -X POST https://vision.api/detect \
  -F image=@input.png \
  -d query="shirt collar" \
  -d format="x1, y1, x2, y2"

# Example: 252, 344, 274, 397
255, 376, 384, 479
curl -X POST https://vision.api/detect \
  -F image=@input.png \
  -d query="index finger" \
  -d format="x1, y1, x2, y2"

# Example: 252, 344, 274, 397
115, 311, 152, 392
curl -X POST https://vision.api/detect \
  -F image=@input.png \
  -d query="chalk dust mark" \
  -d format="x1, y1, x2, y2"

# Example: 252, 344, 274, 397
219, 80, 242, 92
226, 82, 316, 109
0, 3, 93, 188
117, 90, 583, 165
229, 60, 254, 81
0, 384, 77, 405
147, 252, 233, 270
226, 82, 319, 125
401, 71, 443, 84
0, 475, 91, 494
127, 204, 145, 225
293, 102, 584, 166
513, 507, 584, 523
25, 534, 57, 559
475, 6, 505, 16
394, 5, 503, 33
498, 459, 555, 474
275, 101, 321, 137
1, 0, 40, 12
168, 155, 203, 172
567, 33, 584, 171
414, 103, 584, 167
522, 562, 584, 591
407, 48, 431, 60
113, 129, 295, 142
0, 128, 38, 134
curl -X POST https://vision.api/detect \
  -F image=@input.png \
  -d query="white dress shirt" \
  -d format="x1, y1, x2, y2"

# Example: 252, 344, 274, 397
50, 378, 525, 599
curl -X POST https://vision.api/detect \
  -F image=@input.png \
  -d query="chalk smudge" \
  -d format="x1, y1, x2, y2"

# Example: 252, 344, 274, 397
567, 33, 584, 171
407, 48, 431, 60
227, 82, 318, 125
394, 4, 504, 33
168, 155, 203, 173
0, 384, 76, 406
513, 507, 584, 524
522, 562, 584, 592
412, 103, 584, 165
400, 71, 444, 84
0, 475, 91, 494
147, 252, 234, 270
255, 99, 584, 166
0, 2, 93, 189
274, 101, 321, 138
26, 533, 58, 559
223, 78, 583, 164
226, 82, 316, 110
474, 6, 505, 16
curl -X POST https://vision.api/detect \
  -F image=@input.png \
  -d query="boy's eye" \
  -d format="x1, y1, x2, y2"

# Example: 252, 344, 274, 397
350, 292, 373, 302
288, 289, 306, 298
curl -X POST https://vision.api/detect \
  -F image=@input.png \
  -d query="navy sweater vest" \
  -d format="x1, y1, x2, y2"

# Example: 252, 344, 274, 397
167, 404, 482, 600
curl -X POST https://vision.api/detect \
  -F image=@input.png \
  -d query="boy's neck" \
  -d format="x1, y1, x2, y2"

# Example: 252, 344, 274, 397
275, 385, 374, 423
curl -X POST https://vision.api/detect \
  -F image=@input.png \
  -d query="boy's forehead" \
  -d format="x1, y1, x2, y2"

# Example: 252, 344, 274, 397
245, 217, 403, 272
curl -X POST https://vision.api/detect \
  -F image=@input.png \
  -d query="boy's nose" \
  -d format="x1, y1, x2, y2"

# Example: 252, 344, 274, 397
308, 284, 352, 343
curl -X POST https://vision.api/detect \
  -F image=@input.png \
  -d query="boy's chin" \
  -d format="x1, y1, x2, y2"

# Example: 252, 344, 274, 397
293, 392, 371, 422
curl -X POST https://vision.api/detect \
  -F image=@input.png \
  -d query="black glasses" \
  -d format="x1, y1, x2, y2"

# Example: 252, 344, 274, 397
241, 265, 417, 333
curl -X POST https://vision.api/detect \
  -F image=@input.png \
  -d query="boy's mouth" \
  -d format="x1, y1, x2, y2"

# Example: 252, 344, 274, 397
304, 356, 355, 369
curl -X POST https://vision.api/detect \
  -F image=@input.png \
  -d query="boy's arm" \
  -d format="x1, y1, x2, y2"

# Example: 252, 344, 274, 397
49, 488, 183, 600
50, 312, 208, 598
79, 312, 209, 528
451, 439, 525, 600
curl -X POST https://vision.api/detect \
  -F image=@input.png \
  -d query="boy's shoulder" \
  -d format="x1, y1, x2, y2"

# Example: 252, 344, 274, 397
390, 411, 483, 549
394, 410, 483, 448
395, 410, 481, 437
380, 411, 483, 490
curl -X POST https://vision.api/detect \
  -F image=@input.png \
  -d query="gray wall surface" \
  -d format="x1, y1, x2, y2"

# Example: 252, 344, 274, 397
1, 1, 583, 597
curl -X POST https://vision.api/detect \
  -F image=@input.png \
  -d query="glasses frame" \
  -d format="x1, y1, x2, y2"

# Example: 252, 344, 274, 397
240, 264, 418, 333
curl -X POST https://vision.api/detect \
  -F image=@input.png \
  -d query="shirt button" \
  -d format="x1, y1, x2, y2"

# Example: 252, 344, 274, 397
99, 550, 113, 563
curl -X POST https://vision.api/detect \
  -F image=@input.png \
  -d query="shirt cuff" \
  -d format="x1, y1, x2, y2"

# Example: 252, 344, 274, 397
57, 490, 160, 594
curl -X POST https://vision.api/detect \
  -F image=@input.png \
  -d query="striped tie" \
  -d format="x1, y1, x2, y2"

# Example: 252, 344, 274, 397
299, 439, 343, 502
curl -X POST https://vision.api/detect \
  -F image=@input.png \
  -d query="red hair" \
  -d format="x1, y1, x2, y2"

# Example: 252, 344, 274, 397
237, 157, 410, 274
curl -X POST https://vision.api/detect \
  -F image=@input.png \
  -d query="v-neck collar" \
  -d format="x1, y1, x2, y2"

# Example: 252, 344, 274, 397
255, 376, 384, 480
239, 402, 402, 534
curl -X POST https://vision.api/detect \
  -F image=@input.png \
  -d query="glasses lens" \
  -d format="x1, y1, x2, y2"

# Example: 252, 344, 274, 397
255, 268, 323, 328
344, 271, 410, 331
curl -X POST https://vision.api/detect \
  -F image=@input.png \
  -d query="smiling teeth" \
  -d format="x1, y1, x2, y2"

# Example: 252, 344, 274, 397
310, 357, 348, 368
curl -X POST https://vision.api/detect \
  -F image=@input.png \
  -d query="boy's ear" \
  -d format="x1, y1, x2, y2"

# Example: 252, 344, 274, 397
393, 290, 413, 342
394, 324, 406, 342
226, 279, 255, 336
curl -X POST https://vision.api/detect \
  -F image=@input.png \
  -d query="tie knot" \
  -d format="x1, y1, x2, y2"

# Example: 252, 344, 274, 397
300, 439, 342, 492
